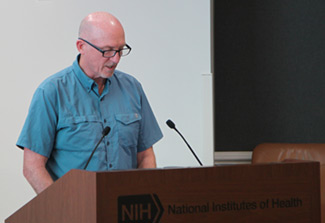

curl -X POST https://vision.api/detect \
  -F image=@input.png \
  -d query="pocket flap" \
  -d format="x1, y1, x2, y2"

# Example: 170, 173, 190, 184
58, 115, 101, 129
115, 113, 141, 125
64, 115, 100, 124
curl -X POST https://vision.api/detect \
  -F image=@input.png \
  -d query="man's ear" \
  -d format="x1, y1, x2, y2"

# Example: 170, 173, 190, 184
76, 39, 85, 54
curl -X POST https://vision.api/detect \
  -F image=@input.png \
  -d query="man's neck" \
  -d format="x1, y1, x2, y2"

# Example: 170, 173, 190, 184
94, 78, 106, 95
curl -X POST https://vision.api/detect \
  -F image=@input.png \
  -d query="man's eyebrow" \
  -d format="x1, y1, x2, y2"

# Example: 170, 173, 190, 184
101, 44, 127, 50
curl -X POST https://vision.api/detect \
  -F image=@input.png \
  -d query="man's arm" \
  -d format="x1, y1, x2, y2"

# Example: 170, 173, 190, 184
137, 147, 157, 168
23, 148, 54, 194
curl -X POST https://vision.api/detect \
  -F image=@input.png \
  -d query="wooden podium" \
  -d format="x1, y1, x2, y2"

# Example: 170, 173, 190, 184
6, 161, 320, 223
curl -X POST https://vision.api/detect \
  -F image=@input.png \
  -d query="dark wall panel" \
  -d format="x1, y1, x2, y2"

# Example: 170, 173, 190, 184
213, 0, 325, 151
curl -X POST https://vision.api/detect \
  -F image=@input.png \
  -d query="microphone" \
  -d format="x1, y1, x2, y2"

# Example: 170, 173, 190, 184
84, 126, 111, 170
166, 119, 203, 166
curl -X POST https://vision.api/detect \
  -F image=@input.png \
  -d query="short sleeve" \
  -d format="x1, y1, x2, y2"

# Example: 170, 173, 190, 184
16, 84, 58, 157
137, 84, 163, 152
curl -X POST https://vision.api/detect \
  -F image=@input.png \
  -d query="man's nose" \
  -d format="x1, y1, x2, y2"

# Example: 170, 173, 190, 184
110, 52, 121, 63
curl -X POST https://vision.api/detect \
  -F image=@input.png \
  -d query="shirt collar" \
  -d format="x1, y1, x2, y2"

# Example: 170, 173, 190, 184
72, 54, 112, 93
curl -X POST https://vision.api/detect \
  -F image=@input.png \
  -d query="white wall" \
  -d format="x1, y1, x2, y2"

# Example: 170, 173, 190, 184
0, 0, 211, 221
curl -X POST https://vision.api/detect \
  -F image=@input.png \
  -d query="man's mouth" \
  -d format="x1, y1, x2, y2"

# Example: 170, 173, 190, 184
106, 64, 116, 69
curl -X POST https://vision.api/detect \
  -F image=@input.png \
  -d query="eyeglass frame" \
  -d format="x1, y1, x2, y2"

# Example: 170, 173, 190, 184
78, 37, 132, 58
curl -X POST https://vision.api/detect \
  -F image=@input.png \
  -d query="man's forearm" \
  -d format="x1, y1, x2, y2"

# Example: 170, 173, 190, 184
24, 166, 54, 194
138, 156, 156, 168
137, 147, 157, 168
23, 148, 54, 194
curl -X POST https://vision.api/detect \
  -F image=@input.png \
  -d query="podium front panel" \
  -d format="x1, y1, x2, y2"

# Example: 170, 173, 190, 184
96, 162, 320, 223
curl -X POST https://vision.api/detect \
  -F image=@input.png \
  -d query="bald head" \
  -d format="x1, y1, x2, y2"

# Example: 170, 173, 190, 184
77, 12, 127, 81
78, 11, 125, 43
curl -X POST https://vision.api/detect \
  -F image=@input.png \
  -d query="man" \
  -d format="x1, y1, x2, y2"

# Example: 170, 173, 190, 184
17, 12, 163, 194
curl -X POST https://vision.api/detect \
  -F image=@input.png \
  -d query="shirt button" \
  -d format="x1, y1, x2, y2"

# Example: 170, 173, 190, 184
104, 119, 107, 123
107, 141, 110, 146
109, 164, 113, 168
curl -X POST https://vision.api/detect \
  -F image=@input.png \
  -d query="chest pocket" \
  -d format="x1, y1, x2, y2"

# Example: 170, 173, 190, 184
115, 113, 142, 148
56, 115, 102, 151
58, 115, 101, 129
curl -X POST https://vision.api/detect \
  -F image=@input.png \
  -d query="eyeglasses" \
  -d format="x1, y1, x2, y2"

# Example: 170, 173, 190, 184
78, 38, 132, 58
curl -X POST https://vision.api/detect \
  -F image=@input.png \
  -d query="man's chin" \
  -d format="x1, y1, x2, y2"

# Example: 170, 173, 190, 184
102, 67, 116, 78
101, 71, 115, 78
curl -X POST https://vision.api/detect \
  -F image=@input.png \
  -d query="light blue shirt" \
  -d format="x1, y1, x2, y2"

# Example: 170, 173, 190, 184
17, 55, 163, 180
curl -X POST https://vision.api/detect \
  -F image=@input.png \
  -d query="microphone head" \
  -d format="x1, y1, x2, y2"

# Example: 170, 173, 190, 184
102, 126, 111, 136
166, 119, 176, 129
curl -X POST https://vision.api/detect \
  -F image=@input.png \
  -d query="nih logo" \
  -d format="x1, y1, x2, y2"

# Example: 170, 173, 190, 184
118, 194, 164, 223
